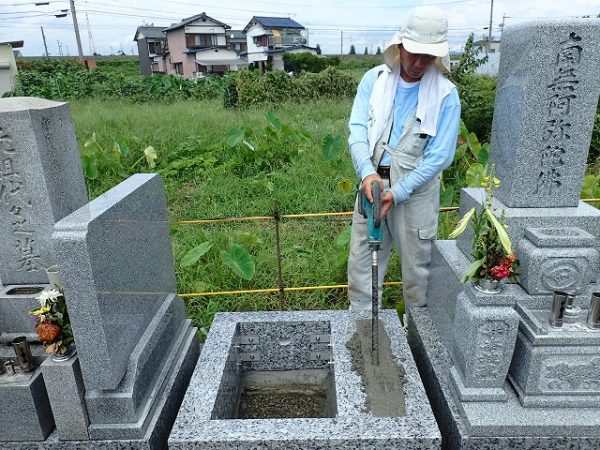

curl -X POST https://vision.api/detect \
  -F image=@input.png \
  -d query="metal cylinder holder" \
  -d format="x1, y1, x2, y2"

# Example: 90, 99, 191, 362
587, 292, 600, 329
550, 291, 572, 328
11, 336, 35, 372
4, 360, 16, 376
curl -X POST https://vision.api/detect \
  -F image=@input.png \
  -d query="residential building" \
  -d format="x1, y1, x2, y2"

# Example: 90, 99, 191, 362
472, 38, 501, 54
162, 13, 245, 79
134, 26, 168, 75
242, 16, 316, 72
0, 40, 21, 96
227, 30, 247, 54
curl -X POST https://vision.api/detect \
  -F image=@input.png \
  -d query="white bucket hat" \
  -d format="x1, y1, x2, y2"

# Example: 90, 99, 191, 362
383, 5, 451, 74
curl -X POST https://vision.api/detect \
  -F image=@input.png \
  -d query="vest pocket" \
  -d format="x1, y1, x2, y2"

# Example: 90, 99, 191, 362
418, 223, 438, 240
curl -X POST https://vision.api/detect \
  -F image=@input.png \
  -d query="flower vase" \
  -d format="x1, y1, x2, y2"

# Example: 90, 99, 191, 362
476, 278, 501, 294
51, 345, 77, 362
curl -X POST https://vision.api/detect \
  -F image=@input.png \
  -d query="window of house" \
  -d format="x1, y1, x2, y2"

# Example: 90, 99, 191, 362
174, 62, 183, 74
253, 35, 269, 47
148, 41, 157, 54
186, 34, 216, 48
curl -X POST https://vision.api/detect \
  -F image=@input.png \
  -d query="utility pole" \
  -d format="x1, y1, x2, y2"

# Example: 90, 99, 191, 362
69, 0, 85, 61
487, 0, 494, 54
86, 13, 96, 56
340, 30, 343, 55
499, 13, 508, 35
40, 26, 49, 57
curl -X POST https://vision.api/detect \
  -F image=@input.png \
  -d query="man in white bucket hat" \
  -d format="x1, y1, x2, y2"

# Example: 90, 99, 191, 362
347, 5, 461, 309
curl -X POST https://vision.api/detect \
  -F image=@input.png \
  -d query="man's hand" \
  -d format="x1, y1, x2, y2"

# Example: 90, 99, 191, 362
381, 191, 395, 218
361, 174, 384, 203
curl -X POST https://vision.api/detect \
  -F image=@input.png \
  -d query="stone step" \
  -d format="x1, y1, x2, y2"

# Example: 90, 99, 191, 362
85, 294, 186, 424
87, 319, 198, 440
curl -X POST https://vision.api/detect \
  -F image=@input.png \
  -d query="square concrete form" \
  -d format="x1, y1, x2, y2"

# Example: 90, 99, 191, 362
170, 310, 440, 450
408, 307, 600, 450
488, 20, 600, 208
0, 97, 87, 285
509, 304, 600, 408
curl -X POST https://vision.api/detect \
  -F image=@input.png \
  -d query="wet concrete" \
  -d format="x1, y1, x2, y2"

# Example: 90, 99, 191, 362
346, 319, 406, 416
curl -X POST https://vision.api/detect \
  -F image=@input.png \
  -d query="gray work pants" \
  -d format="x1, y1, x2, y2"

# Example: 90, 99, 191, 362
347, 177, 439, 310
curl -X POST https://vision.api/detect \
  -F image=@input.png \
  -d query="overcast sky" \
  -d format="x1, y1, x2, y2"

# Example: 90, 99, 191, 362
1, 0, 599, 57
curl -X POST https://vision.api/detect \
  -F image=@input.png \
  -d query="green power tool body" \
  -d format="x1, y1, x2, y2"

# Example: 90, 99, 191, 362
357, 180, 382, 365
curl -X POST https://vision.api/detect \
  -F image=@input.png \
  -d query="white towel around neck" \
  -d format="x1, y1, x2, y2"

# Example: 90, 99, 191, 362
367, 63, 453, 156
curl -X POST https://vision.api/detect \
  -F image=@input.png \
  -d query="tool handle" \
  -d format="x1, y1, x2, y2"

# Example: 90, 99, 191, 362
370, 180, 382, 229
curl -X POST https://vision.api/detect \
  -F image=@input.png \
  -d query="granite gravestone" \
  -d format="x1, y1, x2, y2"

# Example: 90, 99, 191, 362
0, 97, 87, 286
0, 97, 200, 450
0, 98, 87, 443
408, 19, 600, 450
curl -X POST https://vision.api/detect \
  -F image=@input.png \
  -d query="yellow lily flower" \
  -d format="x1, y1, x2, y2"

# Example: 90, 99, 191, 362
485, 208, 512, 253
449, 207, 476, 239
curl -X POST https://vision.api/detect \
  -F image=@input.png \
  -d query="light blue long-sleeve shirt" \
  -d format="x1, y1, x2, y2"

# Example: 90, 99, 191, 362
348, 67, 461, 204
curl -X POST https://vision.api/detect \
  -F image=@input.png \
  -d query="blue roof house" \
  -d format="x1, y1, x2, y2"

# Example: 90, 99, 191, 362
242, 16, 317, 72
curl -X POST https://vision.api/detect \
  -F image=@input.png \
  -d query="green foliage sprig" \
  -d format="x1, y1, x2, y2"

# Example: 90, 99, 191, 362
226, 112, 311, 174
449, 165, 519, 283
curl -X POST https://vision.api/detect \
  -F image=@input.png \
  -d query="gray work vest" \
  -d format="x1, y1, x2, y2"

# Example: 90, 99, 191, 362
370, 109, 436, 194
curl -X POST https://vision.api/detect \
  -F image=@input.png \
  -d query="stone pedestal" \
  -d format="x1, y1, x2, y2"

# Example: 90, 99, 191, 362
450, 284, 520, 402
41, 355, 89, 441
509, 303, 600, 408
518, 227, 599, 295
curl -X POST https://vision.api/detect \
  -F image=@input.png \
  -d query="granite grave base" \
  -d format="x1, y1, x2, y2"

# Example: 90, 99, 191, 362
169, 309, 440, 450
407, 306, 600, 450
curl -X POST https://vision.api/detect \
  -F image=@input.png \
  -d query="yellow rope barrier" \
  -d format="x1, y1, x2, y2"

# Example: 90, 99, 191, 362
172, 199, 600, 226
179, 281, 402, 298
173, 198, 600, 298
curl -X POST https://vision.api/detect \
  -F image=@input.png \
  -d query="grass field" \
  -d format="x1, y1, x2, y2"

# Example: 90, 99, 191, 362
69, 97, 405, 338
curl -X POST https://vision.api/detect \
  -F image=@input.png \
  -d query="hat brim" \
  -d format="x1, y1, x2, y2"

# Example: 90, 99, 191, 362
402, 37, 448, 58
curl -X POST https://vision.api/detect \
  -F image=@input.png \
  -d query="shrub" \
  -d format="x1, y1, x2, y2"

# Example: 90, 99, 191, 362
456, 73, 497, 142
283, 52, 340, 73
8, 59, 227, 103
227, 67, 357, 108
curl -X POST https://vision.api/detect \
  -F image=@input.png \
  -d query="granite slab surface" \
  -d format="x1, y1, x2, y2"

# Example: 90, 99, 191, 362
169, 309, 440, 450
407, 306, 600, 450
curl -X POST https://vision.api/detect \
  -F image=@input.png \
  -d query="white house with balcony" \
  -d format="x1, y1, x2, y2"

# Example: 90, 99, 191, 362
242, 16, 316, 72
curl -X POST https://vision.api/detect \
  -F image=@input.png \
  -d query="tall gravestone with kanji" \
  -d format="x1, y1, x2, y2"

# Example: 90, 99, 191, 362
0, 97, 87, 287
408, 19, 600, 450
0, 98, 87, 442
